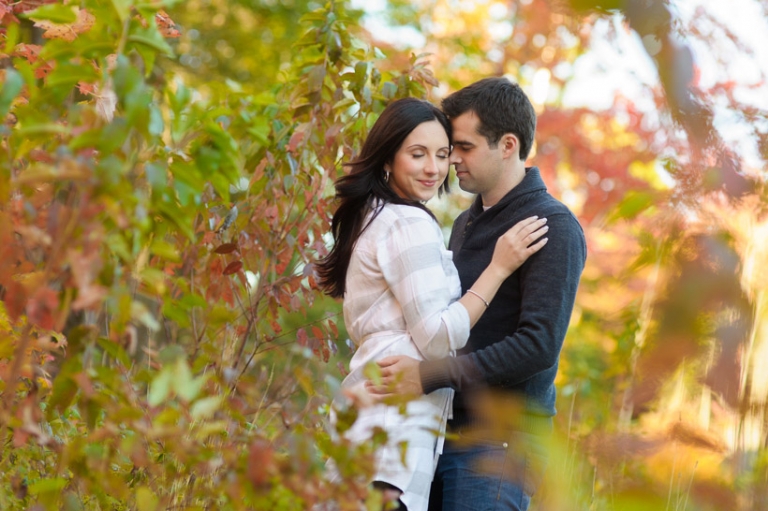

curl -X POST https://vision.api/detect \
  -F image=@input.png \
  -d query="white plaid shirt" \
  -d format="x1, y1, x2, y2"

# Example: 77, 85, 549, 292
340, 201, 470, 511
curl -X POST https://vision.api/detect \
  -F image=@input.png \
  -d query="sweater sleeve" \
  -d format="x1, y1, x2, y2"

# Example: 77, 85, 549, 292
420, 212, 586, 392
377, 212, 471, 361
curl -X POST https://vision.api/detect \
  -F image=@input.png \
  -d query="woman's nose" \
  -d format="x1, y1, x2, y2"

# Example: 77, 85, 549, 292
424, 156, 438, 174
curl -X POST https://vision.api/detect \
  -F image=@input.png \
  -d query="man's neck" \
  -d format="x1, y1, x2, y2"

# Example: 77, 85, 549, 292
481, 164, 526, 208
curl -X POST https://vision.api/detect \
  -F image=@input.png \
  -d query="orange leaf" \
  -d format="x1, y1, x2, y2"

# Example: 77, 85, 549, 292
328, 320, 338, 337
13, 44, 42, 63
247, 440, 274, 488
34, 8, 95, 42
155, 10, 180, 38
26, 287, 58, 330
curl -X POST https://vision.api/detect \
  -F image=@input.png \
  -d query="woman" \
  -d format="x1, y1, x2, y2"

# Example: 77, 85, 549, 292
316, 98, 548, 510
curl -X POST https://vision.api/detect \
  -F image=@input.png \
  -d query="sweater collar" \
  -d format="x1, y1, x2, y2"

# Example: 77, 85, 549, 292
469, 167, 547, 218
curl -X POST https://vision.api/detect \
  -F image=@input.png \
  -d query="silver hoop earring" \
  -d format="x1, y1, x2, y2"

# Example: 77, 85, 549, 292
385, 171, 390, 182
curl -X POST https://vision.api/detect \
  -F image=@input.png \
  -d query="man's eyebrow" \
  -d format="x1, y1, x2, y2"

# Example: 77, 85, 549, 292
452, 141, 474, 147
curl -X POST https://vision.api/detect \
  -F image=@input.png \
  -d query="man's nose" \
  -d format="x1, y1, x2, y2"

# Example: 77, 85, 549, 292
449, 152, 461, 165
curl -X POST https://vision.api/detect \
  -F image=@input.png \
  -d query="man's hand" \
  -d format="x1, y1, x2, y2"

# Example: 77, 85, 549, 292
365, 355, 423, 400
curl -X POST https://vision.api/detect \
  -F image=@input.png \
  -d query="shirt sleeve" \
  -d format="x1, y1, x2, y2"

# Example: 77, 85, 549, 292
376, 212, 470, 361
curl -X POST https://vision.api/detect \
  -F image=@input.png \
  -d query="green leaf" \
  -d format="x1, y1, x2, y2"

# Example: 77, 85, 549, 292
608, 191, 655, 223
148, 103, 164, 136
16, 123, 71, 138
46, 359, 81, 418
161, 302, 191, 328
149, 239, 179, 261
381, 81, 397, 100
190, 395, 222, 420
173, 358, 207, 402
2, 22, 20, 54
308, 65, 326, 92
97, 337, 130, 367
0, 69, 23, 119
44, 62, 100, 90
148, 367, 173, 406
131, 301, 161, 332
23, 4, 77, 24
28, 477, 68, 495
109, 0, 132, 22
353, 61, 368, 89
128, 31, 174, 57
333, 97, 357, 111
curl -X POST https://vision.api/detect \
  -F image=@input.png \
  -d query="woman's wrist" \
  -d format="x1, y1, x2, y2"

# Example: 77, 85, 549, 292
484, 261, 511, 282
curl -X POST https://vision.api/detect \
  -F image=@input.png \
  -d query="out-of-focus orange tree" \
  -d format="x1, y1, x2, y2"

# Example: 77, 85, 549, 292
369, 0, 767, 510
1, 0, 766, 509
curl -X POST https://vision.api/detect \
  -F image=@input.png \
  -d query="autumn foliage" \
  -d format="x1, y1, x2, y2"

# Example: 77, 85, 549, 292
1, 0, 767, 510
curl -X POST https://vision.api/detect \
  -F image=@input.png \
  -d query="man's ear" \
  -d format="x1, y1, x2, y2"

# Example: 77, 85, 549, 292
500, 133, 520, 159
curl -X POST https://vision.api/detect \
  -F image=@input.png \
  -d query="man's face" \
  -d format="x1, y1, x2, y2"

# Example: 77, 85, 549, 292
449, 111, 506, 200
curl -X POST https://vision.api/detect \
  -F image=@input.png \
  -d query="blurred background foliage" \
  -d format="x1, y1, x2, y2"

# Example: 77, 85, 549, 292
0, 0, 766, 509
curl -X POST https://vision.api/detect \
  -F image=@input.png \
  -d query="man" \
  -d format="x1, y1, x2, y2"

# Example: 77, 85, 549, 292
368, 77, 587, 510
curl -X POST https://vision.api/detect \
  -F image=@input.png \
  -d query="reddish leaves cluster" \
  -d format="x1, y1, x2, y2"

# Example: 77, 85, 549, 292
155, 10, 180, 38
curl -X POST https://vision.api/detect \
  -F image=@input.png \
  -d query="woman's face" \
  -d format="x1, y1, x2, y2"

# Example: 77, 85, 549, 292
385, 120, 450, 202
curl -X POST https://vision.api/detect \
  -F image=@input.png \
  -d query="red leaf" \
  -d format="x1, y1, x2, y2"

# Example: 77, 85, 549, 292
297, 328, 308, 347
222, 261, 243, 275
287, 126, 305, 154
26, 287, 58, 330
325, 123, 342, 148
3, 280, 27, 322
247, 440, 274, 488
311, 325, 324, 340
13, 44, 42, 63
213, 243, 238, 254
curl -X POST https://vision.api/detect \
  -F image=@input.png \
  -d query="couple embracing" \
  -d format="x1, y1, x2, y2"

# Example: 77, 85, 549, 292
317, 77, 587, 511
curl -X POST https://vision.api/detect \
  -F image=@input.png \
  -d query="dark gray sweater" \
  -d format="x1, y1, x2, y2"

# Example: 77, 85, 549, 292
420, 167, 586, 433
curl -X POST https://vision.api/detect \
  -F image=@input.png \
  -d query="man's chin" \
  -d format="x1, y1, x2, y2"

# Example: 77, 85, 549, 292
457, 180, 475, 193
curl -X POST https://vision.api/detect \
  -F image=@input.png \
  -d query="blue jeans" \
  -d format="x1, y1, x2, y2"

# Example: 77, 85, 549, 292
428, 431, 547, 511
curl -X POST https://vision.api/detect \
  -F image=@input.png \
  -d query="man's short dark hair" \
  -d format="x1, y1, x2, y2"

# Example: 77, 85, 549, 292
442, 77, 537, 161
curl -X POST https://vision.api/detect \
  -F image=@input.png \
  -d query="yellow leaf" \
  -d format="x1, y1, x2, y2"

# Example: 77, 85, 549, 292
135, 486, 158, 511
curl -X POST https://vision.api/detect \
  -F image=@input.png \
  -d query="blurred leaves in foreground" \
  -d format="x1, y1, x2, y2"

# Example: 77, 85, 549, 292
1, 0, 767, 509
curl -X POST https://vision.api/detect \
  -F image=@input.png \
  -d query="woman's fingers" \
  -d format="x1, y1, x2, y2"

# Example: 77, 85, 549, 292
507, 215, 540, 236
524, 224, 549, 246
517, 217, 547, 241
526, 236, 548, 254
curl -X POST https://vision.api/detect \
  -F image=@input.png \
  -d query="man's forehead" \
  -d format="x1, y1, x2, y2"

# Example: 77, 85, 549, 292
450, 111, 481, 140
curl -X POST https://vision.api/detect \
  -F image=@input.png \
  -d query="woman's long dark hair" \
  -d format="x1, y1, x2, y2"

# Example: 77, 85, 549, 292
316, 98, 452, 298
